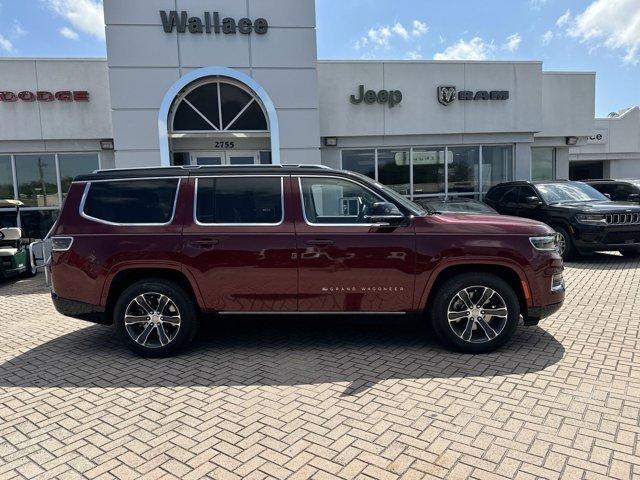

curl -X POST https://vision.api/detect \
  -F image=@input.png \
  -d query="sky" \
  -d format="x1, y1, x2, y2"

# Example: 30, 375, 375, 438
0, 0, 638, 117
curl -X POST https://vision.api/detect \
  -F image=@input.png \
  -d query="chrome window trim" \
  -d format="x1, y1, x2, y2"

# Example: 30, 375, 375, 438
79, 178, 181, 227
194, 175, 285, 227
296, 175, 392, 227
73, 175, 188, 184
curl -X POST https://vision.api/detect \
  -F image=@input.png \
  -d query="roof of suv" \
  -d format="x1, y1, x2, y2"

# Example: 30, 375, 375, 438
74, 164, 337, 182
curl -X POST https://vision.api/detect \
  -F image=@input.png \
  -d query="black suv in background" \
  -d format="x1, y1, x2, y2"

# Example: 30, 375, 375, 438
484, 180, 640, 260
584, 179, 640, 204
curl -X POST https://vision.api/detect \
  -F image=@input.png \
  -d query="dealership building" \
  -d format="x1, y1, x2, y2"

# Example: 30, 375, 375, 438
1, 0, 636, 238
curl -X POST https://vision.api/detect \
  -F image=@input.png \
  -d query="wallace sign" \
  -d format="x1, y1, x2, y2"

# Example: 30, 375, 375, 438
160, 11, 268, 35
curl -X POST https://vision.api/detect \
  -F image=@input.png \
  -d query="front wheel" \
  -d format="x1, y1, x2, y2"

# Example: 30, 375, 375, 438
429, 273, 520, 353
114, 279, 198, 357
555, 227, 575, 261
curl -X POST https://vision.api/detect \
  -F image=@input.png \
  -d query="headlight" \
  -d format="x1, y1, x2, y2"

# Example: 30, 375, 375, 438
529, 235, 558, 251
576, 214, 607, 225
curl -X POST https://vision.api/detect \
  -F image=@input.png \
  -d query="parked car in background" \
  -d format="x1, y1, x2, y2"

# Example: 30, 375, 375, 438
484, 180, 640, 260
48, 165, 564, 357
415, 197, 498, 215
584, 179, 640, 204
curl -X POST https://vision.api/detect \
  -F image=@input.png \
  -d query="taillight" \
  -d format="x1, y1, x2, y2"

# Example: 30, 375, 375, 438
51, 237, 74, 252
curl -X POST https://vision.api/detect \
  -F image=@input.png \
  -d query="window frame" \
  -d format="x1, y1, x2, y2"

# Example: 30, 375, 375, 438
79, 177, 182, 227
297, 175, 391, 227
193, 175, 285, 227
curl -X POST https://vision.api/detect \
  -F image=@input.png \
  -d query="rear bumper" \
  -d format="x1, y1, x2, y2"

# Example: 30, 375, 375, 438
51, 292, 110, 325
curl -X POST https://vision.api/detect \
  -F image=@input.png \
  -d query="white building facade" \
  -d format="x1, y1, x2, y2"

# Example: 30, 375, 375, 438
0, 0, 612, 238
569, 107, 640, 180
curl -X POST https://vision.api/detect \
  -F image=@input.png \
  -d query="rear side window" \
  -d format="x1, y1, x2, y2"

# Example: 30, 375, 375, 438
82, 179, 180, 224
485, 186, 506, 201
196, 176, 283, 224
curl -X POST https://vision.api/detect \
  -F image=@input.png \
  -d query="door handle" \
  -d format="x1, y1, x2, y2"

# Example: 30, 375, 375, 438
306, 239, 334, 246
188, 238, 219, 248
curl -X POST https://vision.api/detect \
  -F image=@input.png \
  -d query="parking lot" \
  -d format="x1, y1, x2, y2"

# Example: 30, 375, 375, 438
0, 255, 639, 480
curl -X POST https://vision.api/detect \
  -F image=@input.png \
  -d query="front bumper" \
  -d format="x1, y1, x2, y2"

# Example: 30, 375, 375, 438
524, 301, 563, 325
51, 292, 109, 325
573, 223, 640, 252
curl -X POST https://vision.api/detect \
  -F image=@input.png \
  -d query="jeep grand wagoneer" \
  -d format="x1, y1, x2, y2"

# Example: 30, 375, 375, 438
49, 165, 564, 357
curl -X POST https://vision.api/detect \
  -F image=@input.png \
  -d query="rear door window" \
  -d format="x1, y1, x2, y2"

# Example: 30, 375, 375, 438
82, 178, 180, 225
195, 176, 283, 225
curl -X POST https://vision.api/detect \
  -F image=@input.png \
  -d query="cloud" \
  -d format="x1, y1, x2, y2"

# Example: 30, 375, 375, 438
354, 19, 428, 53
11, 21, 27, 38
43, 0, 105, 40
529, 0, 548, 10
392, 22, 409, 40
567, 0, 640, 64
434, 37, 495, 60
542, 30, 554, 45
0, 34, 13, 53
503, 33, 521, 52
60, 26, 79, 40
556, 9, 571, 28
406, 47, 423, 60
412, 20, 428, 37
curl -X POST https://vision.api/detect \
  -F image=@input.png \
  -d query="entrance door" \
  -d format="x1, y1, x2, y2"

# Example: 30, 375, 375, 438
190, 151, 260, 166
193, 152, 225, 166
295, 175, 416, 312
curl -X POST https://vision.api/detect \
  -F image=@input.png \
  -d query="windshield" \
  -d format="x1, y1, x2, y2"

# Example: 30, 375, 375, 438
536, 182, 608, 204
348, 172, 427, 215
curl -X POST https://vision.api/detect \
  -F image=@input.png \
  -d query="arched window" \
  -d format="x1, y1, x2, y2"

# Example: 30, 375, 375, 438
170, 79, 269, 133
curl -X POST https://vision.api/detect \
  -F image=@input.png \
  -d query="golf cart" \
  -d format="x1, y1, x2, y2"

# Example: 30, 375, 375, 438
0, 199, 37, 280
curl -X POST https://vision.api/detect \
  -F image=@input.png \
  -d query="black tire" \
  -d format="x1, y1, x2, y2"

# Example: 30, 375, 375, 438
555, 226, 575, 261
22, 250, 37, 278
429, 272, 520, 353
619, 248, 640, 258
113, 279, 198, 357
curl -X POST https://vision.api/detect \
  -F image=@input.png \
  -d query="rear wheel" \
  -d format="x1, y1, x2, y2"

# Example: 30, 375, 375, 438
429, 273, 520, 353
114, 279, 198, 357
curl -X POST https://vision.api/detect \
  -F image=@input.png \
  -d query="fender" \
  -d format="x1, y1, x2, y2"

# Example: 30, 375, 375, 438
100, 261, 206, 311
415, 256, 532, 310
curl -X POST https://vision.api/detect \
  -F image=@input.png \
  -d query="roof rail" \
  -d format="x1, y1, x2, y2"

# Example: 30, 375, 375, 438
94, 163, 334, 174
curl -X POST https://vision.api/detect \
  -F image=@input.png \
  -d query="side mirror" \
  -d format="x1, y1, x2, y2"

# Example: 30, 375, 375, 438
603, 193, 612, 199
524, 196, 542, 206
363, 202, 404, 224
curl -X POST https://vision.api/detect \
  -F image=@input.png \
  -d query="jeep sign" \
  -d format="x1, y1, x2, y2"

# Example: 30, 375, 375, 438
350, 85, 402, 108
160, 11, 268, 35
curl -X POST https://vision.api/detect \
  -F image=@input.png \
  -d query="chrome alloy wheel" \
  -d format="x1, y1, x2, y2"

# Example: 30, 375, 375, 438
447, 286, 508, 343
556, 232, 567, 257
124, 292, 181, 349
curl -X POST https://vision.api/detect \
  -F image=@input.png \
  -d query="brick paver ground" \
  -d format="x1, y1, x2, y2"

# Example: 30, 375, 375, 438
0, 254, 639, 480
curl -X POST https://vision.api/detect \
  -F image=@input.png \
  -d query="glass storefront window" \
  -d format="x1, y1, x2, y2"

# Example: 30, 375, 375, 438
448, 146, 479, 194
377, 149, 410, 196
58, 154, 100, 198
0, 156, 13, 200
482, 146, 513, 193
341, 150, 375, 179
20, 210, 58, 240
532, 147, 555, 181
15, 154, 59, 207
413, 147, 445, 196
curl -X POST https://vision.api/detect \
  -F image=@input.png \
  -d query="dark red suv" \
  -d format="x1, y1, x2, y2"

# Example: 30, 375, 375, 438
49, 165, 565, 357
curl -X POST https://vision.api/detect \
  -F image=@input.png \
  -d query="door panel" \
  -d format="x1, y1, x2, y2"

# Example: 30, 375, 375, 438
181, 176, 298, 312
294, 176, 416, 312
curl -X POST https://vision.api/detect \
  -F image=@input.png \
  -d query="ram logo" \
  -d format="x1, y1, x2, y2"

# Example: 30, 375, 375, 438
437, 86, 457, 106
